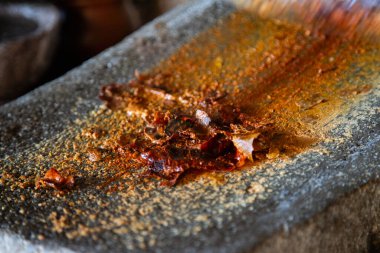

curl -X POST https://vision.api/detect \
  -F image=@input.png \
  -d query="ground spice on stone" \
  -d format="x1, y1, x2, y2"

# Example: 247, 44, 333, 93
95, 11, 374, 185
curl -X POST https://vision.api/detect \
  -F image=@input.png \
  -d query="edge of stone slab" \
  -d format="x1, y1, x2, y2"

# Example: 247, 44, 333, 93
254, 179, 380, 253
0, 231, 75, 253
202, 88, 380, 253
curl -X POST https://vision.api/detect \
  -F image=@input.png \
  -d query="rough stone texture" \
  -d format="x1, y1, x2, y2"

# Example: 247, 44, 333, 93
0, 0, 379, 252
257, 181, 380, 253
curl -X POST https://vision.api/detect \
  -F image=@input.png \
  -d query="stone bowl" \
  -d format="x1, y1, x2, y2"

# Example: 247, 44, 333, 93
0, 4, 60, 99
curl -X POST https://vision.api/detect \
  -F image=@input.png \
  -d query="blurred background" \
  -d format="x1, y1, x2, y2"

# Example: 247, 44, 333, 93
0, 0, 189, 104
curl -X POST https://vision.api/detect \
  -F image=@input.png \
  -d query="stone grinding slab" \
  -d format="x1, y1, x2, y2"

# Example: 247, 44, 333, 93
0, 0, 379, 252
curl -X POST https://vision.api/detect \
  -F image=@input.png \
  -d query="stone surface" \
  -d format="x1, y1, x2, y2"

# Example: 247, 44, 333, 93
0, 0, 379, 252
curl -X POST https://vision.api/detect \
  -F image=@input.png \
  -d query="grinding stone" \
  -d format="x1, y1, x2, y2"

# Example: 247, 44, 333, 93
0, 0, 379, 252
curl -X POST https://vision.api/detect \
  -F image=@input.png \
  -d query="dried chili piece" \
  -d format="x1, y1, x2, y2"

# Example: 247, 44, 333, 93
98, 70, 290, 185
200, 134, 235, 158
36, 168, 74, 190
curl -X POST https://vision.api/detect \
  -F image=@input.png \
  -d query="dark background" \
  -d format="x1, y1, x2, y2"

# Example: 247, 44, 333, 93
1, 0, 187, 103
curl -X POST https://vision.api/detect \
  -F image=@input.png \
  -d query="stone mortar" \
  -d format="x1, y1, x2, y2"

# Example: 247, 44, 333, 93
0, 3, 60, 99
0, 0, 379, 252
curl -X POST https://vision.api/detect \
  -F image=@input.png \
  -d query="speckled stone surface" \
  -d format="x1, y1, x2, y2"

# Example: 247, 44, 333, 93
0, 0, 379, 252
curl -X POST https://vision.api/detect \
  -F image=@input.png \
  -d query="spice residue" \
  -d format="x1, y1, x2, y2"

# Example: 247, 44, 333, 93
93, 12, 374, 186
99, 69, 320, 185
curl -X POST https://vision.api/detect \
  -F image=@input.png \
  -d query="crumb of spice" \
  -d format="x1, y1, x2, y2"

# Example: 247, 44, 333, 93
87, 148, 102, 162
36, 168, 75, 190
